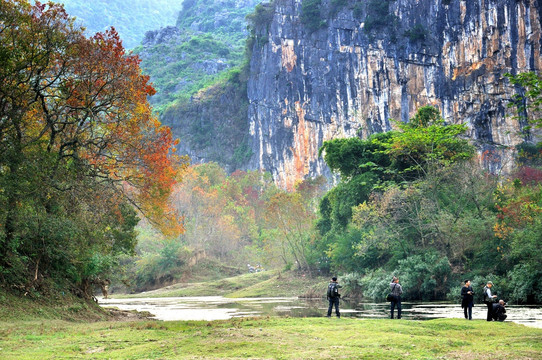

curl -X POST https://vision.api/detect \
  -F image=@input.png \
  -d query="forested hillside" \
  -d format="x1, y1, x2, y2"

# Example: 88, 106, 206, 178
315, 104, 542, 304
34, 0, 183, 49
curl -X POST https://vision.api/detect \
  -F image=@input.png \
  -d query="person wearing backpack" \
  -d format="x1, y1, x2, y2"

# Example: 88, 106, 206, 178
483, 281, 498, 321
390, 276, 403, 319
326, 276, 342, 318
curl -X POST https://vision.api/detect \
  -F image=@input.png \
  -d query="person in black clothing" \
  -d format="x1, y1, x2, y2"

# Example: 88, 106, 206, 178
390, 276, 403, 319
492, 300, 507, 322
461, 279, 474, 320
327, 277, 342, 318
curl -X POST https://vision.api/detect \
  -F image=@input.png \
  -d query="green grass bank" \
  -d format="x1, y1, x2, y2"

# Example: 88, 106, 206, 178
0, 291, 154, 324
1, 317, 541, 359
0, 292, 109, 322
117, 270, 331, 299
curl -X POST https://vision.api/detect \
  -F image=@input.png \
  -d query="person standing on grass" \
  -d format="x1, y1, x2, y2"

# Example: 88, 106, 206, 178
326, 276, 342, 318
461, 279, 474, 320
483, 281, 498, 321
390, 276, 403, 319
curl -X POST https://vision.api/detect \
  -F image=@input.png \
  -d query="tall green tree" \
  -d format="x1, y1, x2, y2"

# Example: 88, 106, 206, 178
317, 106, 474, 236
317, 106, 478, 299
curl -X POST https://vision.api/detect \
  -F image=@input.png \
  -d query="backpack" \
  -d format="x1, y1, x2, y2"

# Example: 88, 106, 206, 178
327, 282, 338, 298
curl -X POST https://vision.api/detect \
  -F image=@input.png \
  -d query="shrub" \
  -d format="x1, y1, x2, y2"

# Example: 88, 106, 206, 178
300, 0, 326, 32
330, 0, 348, 16
364, 0, 396, 33
232, 140, 253, 166
395, 252, 452, 301
506, 264, 542, 304
353, 2, 364, 19
516, 142, 542, 166
516, 166, 542, 185
246, 1, 276, 30
246, 2, 276, 48
133, 240, 191, 291
341, 272, 363, 297
404, 23, 428, 42
359, 269, 391, 301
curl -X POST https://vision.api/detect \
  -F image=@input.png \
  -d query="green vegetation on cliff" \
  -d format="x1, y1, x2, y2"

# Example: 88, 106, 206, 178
177, 0, 254, 35
160, 66, 251, 170
132, 0, 260, 170
134, 0, 258, 113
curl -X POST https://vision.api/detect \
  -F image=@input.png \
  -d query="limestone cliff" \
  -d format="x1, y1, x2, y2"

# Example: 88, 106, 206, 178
247, 0, 542, 189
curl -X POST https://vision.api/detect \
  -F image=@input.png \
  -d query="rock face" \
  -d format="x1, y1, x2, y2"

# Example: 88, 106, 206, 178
142, 26, 183, 46
247, 0, 542, 189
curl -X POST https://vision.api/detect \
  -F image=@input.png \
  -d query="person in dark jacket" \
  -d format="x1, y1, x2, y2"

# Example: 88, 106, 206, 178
461, 279, 474, 320
326, 277, 342, 318
492, 300, 507, 322
390, 276, 403, 319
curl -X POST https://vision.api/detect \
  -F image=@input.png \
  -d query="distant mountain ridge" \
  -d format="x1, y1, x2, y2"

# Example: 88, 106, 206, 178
39, 0, 183, 49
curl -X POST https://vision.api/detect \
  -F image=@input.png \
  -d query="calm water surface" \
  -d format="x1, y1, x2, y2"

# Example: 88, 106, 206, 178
99, 296, 542, 328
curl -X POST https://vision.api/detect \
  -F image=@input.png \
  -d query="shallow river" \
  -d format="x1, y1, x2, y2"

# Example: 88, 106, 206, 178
99, 296, 542, 328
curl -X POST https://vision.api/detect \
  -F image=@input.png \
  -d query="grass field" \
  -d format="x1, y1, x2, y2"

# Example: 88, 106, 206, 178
1, 317, 541, 359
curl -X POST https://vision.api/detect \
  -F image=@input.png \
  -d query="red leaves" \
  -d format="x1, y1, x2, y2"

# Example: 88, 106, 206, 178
1, 0, 186, 236
494, 181, 542, 240
515, 166, 542, 185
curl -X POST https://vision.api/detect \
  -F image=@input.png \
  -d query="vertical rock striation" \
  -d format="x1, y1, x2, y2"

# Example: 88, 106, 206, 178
247, 0, 542, 189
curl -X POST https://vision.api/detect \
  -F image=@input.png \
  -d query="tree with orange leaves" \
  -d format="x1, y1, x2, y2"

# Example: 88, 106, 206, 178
0, 0, 186, 296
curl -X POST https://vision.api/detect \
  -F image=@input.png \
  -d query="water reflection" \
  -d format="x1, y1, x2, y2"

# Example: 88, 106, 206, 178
99, 296, 542, 328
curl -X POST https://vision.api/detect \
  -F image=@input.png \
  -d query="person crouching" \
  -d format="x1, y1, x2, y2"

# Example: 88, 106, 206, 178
492, 300, 507, 322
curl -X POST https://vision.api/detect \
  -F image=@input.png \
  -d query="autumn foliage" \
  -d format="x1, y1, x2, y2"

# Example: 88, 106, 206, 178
0, 1, 185, 296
